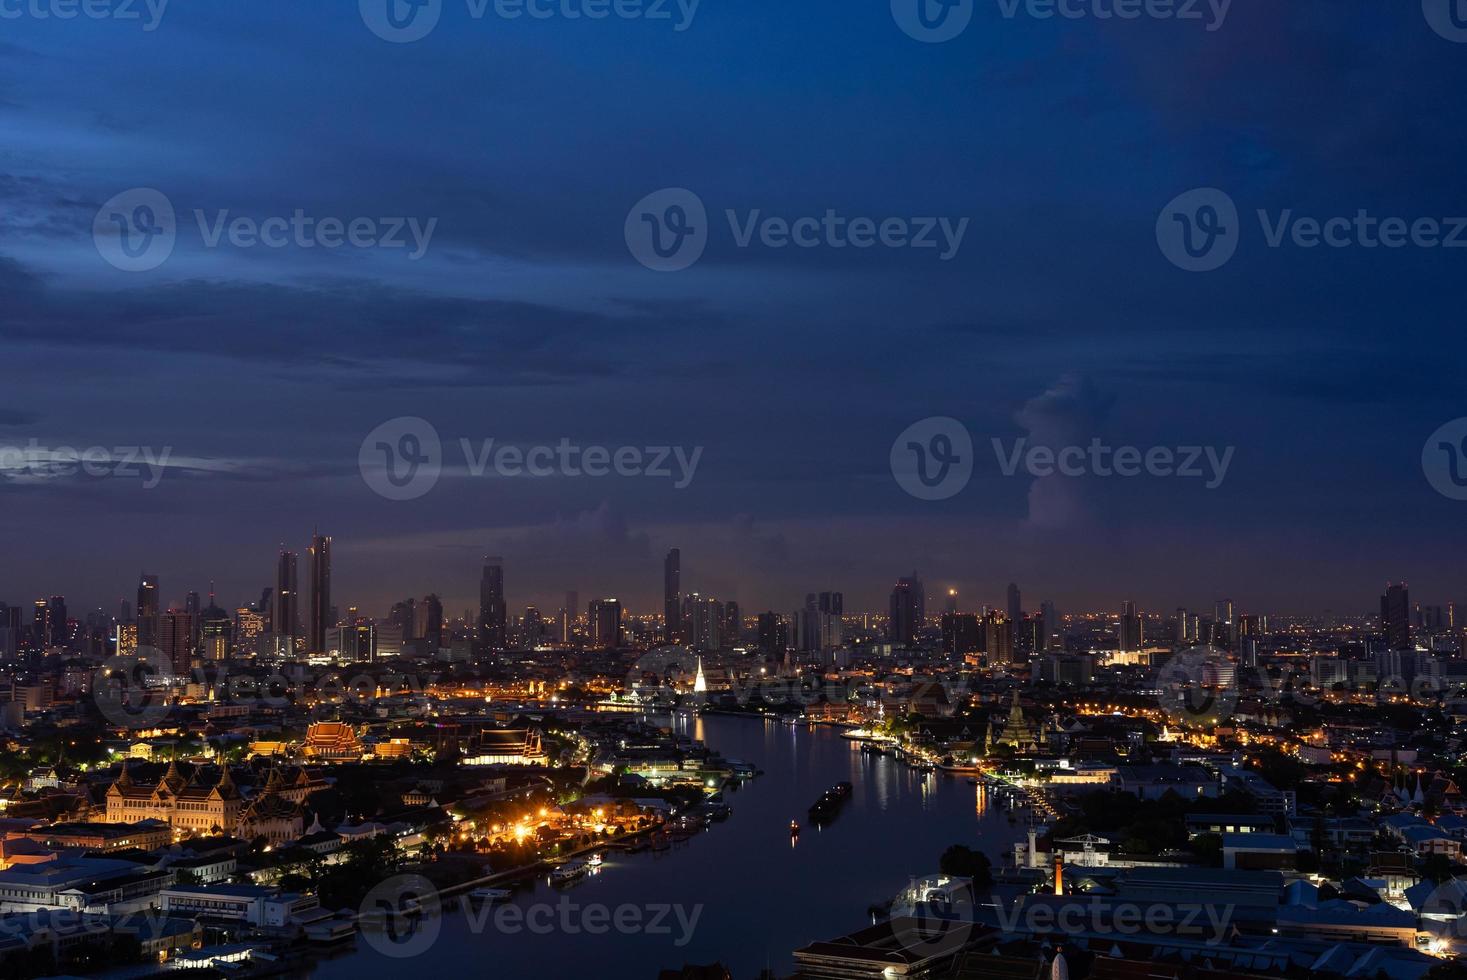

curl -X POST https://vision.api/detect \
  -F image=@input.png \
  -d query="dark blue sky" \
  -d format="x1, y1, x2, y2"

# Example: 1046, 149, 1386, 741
2, 0, 1465, 619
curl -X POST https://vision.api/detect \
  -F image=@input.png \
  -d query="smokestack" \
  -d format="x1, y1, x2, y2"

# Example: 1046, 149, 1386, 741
1029, 828, 1038, 869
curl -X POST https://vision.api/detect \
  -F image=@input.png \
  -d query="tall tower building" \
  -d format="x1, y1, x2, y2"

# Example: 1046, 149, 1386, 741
276, 550, 299, 650
1118, 600, 1144, 653
663, 548, 682, 644
889, 574, 924, 647
158, 609, 195, 676
478, 557, 506, 650
1007, 582, 1022, 623
200, 586, 232, 663
309, 531, 332, 653
420, 593, 444, 649
137, 574, 160, 650
1381, 583, 1411, 651
589, 598, 622, 649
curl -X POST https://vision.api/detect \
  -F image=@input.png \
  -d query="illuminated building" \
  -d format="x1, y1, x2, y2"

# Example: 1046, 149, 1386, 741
276, 550, 299, 650
105, 761, 242, 835
302, 722, 364, 761
462, 729, 547, 766
888, 573, 923, 647
137, 573, 160, 650
308, 531, 332, 654
664, 548, 682, 643
479, 556, 506, 650
590, 598, 623, 649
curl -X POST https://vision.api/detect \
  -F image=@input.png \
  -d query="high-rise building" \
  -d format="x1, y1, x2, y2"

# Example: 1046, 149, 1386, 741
1040, 600, 1060, 651
158, 610, 196, 676
983, 611, 1014, 664
941, 612, 981, 659
137, 574, 160, 650
944, 589, 959, 616
200, 587, 232, 662
1007, 582, 1022, 623
1381, 583, 1410, 650
663, 548, 682, 644
757, 612, 787, 657
820, 592, 841, 648
325, 623, 375, 663
723, 600, 741, 646
889, 573, 924, 647
47, 595, 67, 647
522, 606, 544, 646
589, 598, 622, 649
420, 594, 444, 649
1118, 601, 1144, 652
276, 550, 299, 649
1213, 598, 1235, 650
479, 557, 506, 650
309, 531, 332, 653
32, 600, 52, 651
684, 594, 723, 651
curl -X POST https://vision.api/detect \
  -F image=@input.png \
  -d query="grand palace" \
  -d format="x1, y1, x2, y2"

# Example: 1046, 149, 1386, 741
104, 761, 327, 843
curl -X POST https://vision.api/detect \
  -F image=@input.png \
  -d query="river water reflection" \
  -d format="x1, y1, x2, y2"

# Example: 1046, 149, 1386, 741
314, 713, 1025, 979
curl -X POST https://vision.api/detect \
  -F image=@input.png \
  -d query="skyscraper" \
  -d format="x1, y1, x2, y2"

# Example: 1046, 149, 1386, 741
276, 550, 299, 649
983, 610, 1014, 664
200, 587, 232, 663
757, 612, 786, 657
589, 598, 622, 649
1118, 600, 1143, 652
479, 557, 506, 650
664, 548, 682, 644
889, 573, 923, 647
1381, 583, 1410, 650
309, 531, 332, 653
137, 574, 160, 650
942, 612, 981, 659
420, 593, 444, 649
1007, 582, 1022, 623
158, 609, 195, 676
